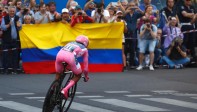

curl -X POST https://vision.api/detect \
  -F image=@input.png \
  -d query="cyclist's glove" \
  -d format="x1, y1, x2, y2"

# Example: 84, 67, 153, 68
84, 71, 89, 82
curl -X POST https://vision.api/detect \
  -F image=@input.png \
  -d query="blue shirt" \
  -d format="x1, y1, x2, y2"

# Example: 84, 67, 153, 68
1, 16, 22, 39
124, 11, 144, 31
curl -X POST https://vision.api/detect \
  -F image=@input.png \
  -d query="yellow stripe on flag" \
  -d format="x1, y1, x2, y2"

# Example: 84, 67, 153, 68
19, 22, 124, 49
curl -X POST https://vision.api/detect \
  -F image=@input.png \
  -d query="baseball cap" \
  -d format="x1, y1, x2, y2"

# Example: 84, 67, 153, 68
62, 8, 69, 13
75, 5, 82, 10
116, 10, 123, 14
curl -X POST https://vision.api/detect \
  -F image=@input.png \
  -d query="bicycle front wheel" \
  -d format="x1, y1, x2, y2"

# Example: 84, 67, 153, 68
42, 80, 61, 112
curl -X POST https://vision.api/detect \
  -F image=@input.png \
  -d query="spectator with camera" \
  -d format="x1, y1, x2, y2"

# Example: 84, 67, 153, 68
124, 2, 144, 69
136, 18, 157, 70
70, 5, 94, 27
16, 6, 34, 24
91, 3, 109, 23
163, 17, 183, 50
162, 37, 190, 69
137, 5, 157, 32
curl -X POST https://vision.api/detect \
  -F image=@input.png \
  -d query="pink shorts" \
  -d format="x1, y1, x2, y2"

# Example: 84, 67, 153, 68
55, 50, 82, 75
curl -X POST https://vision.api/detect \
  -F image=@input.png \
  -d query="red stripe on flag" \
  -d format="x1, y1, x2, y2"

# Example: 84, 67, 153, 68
23, 61, 123, 74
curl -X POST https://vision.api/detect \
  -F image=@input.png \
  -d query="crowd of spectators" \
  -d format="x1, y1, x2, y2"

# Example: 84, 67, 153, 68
0, 0, 197, 74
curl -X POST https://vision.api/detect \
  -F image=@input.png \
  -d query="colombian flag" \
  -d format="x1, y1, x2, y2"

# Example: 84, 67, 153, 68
19, 22, 124, 74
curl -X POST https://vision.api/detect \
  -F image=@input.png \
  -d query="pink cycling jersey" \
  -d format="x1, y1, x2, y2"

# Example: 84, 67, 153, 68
55, 41, 88, 76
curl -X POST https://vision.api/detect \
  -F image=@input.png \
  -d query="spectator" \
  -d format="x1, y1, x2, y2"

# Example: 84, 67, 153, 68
137, 5, 157, 31
91, 3, 110, 23
120, 0, 128, 10
66, 0, 78, 10
136, 18, 157, 70
139, 0, 157, 12
174, 0, 184, 11
116, 1, 127, 13
16, 6, 34, 24
161, 0, 178, 19
162, 37, 190, 68
124, 2, 144, 68
158, 0, 180, 29
48, 1, 61, 22
132, 0, 140, 6
23, 15, 32, 24
70, 5, 94, 27
114, 10, 128, 71
107, 7, 116, 23
1, 6, 22, 74
84, 0, 96, 17
0, 3, 7, 37
12, 0, 22, 13
32, 4, 39, 14
34, 2, 51, 24
61, 8, 71, 24
65, 0, 78, 16
178, 0, 197, 62
163, 17, 183, 49
154, 28, 162, 65
1, 0, 8, 5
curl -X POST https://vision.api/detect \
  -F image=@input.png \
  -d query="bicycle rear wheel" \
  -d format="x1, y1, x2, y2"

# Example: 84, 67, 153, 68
42, 80, 61, 112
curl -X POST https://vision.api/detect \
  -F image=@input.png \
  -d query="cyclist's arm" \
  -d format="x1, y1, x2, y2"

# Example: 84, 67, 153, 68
83, 49, 89, 77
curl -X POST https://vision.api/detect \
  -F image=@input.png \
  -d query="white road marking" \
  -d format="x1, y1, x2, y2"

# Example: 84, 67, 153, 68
9, 93, 35, 95
143, 98, 197, 110
91, 99, 169, 111
71, 102, 115, 112
39, 100, 115, 112
75, 92, 84, 94
77, 95, 104, 98
172, 93, 197, 97
191, 97, 197, 99
104, 91, 130, 93
0, 101, 42, 112
125, 94, 152, 97
152, 90, 178, 94
25, 97, 45, 99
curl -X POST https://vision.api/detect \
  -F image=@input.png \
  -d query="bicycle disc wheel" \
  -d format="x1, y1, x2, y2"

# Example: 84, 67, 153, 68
59, 82, 77, 112
42, 80, 61, 112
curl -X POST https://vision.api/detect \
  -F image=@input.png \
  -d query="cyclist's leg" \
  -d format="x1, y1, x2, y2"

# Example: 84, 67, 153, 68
55, 50, 66, 80
61, 57, 82, 98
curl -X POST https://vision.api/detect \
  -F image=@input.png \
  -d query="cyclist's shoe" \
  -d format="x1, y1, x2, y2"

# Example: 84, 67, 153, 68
61, 89, 68, 99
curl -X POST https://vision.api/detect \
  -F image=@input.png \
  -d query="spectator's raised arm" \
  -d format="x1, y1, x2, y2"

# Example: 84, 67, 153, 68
84, 0, 93, 11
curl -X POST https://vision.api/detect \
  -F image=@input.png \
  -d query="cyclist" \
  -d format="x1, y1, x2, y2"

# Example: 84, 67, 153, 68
55, 35, 89, 99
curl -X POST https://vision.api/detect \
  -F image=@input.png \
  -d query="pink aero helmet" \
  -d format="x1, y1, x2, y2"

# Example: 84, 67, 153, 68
75, 35, 89, 47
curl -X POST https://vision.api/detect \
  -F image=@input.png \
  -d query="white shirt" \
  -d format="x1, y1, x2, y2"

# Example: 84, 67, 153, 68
91, 10, 110, 23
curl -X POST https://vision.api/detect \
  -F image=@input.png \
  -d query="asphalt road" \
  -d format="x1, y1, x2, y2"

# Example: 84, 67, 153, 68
0, 68, 197, 112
